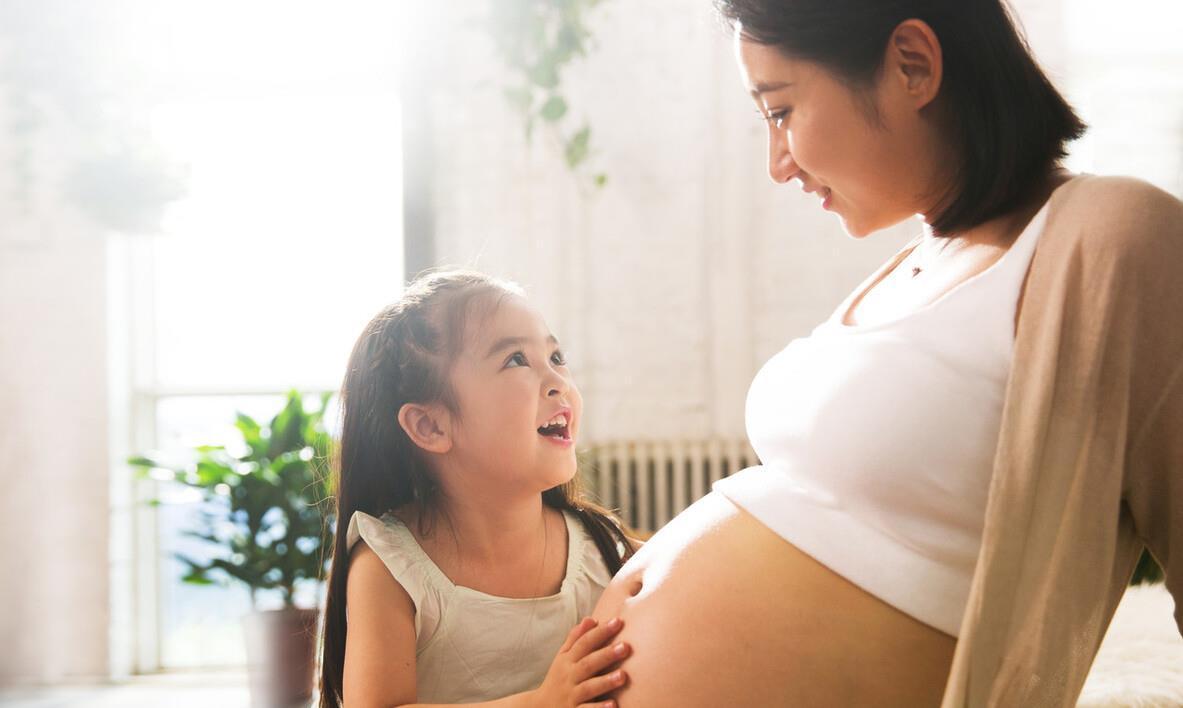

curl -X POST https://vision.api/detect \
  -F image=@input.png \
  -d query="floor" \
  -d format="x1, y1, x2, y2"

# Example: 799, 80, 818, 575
3, 584, 1179, 707
0, 671, 252, 708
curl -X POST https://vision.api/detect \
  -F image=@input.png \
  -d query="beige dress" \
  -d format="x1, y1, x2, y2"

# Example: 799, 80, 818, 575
346, 510, 613, 703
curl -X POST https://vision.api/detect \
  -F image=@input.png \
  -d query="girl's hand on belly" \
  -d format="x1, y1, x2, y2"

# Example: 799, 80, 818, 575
528, 616, 632, 708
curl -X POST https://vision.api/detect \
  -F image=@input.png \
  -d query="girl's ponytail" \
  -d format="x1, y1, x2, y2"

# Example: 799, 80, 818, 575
543, 484, 637, 576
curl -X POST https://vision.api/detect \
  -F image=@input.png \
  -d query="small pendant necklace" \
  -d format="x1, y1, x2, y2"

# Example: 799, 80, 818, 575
909, 234, 956, 278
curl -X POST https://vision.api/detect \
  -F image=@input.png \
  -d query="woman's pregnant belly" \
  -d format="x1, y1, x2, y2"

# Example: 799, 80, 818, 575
593, 492, 956, 707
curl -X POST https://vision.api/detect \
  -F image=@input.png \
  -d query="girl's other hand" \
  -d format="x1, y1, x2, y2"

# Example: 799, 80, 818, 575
530, 617, 630, 708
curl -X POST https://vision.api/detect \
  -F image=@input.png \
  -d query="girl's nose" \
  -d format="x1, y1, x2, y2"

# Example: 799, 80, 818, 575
768, 128, 800, 184
546, 372, 569, 397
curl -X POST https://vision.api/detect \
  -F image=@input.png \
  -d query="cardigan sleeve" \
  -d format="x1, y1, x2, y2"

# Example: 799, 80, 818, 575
1117, 179, 1183, 634
1127, 364, 1183, 633
1051, 175, 1183, 634
940, 175, 1183, 708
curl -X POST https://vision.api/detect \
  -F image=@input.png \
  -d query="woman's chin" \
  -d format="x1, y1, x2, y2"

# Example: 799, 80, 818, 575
837, 211, 906, 239
836, 213, 874, 239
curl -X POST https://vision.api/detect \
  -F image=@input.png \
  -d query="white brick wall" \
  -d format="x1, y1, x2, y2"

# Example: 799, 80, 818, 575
429, 0, 1181, 444
0, 101, 110, 681
1014, 0, 1183, 195
429, 0, 910, 442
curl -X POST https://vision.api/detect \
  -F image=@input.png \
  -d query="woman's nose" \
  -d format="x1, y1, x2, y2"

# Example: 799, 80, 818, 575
768, 128, 799, 184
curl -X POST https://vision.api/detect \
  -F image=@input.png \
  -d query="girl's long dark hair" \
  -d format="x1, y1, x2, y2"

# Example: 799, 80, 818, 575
318, 269, 634, 708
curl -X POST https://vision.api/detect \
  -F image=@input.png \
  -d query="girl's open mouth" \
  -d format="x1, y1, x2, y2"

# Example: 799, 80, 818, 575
537, 421, 571, 441
537, 412, 572, 443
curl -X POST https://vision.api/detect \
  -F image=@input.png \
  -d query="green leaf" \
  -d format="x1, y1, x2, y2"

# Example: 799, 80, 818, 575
234, 412, 262, 444
180, 529, 223, 544
268, 391, 307, 458
528, 61, 560, 90
555, 24, 585, 58
485, 0, 610, 184
539, 95, 568, 122
593, 173, 608, 188
209, 557, 269, 590
132, 389, 338, 597
1131, 549, 1164, 585
503, 86, 534, 113
565, 126, 591, 168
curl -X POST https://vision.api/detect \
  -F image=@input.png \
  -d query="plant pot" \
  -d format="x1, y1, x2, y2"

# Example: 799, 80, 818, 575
243, 607, 320, 708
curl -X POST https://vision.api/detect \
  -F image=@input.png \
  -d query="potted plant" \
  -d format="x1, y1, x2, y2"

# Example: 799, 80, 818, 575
131, 390, 335, 707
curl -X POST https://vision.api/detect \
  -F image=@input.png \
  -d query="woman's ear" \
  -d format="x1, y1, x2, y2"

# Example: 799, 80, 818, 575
885, 19, 943, 110
398, 403, 453, 454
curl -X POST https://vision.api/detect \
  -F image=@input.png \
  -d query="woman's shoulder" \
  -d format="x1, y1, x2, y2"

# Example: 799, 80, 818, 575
1049, 175, 1182, 233
1043, 173, 1183, 263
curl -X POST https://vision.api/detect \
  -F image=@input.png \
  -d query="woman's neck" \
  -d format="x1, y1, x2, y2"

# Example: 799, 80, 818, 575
924, 167, 1073, 249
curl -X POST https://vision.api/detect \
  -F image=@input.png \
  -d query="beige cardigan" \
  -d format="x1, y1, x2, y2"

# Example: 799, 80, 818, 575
940, 175, 1183, 706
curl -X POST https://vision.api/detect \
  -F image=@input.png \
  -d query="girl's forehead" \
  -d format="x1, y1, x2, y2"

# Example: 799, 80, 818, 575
461, 294, 553, 350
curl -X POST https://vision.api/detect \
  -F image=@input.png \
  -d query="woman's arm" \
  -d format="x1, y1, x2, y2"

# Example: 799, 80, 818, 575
342, 543, 627, 708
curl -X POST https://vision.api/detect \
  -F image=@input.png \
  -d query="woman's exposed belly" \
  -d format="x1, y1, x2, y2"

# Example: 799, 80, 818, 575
593, 492, 956, 707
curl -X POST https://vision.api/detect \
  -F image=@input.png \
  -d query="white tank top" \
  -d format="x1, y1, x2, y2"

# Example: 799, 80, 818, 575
714, 202, 1049, 637
346, 509, 612, 703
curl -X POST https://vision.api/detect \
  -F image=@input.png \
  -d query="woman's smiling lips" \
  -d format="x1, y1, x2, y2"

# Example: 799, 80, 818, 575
803, 182, 834, 210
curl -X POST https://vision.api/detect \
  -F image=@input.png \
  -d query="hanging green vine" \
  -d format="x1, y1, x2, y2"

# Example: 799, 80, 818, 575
484, 0, 609, 188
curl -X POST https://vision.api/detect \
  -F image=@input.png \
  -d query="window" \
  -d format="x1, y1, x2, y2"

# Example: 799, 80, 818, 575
1060, 0, 1183, 196
108, 1, 405, 672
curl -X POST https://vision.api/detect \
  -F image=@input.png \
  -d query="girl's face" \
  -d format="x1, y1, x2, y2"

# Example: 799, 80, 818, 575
735, 32, 937, 237
445, 294, 583, 494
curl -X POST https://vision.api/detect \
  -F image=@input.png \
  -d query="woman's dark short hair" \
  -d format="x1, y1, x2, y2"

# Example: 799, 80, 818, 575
716, 0, 1087, 236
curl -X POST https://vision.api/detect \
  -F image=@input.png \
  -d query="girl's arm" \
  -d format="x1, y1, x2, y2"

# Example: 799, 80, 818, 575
342, 543, 628, 708
342, 542, 419, 706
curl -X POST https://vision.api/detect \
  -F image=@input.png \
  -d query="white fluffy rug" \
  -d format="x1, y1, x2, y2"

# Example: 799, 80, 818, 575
1077, 583, 1183, 707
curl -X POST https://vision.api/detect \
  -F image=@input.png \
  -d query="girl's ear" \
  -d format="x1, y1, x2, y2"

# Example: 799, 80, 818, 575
397, 403, 453, 454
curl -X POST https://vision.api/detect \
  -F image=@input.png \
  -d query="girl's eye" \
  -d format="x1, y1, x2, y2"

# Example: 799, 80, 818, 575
505, 352, 528, 368
550, 350, 567, 366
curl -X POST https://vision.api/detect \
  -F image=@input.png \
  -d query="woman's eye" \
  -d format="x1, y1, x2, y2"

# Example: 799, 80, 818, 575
550, 350, 567, 366
505, 352, 528, 368
754, 106, 791, 130
767, 109, 790, 129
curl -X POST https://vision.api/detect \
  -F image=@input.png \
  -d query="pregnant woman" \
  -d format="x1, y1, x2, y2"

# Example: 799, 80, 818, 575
591, 1, 1183, 706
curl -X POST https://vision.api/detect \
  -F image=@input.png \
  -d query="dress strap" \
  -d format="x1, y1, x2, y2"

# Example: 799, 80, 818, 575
347, 511, 448, 642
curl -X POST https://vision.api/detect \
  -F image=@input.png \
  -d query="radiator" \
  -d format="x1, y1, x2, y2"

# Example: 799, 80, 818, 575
581, 439, 760, 534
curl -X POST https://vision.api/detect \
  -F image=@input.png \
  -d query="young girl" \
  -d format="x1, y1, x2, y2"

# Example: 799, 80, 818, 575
318, 270, 636, 708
